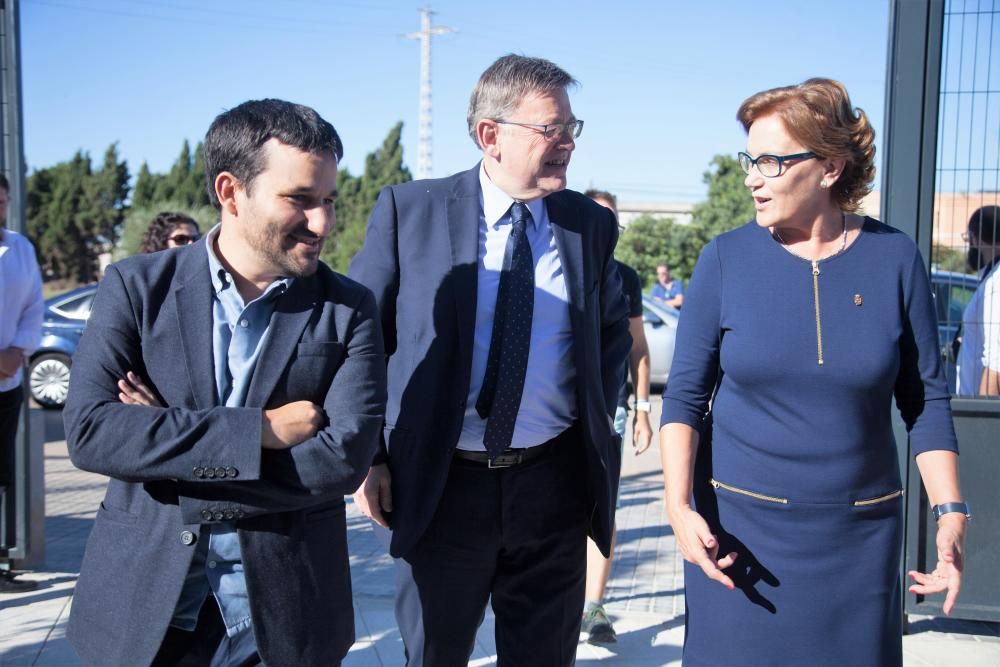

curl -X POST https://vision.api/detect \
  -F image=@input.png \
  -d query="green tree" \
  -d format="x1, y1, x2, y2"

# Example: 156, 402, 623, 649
132, 162, 156, 208
27, 145, 131, 283
323, 122, 412, 272
689, 154, 756, 248
616, 215, 700, 288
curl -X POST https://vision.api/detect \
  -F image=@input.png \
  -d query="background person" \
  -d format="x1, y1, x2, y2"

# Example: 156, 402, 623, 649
0, 173, 44, 594
138, 211, 201, 254
349, 54, 629, 666
957, 204, 1000, 396
63, 99, 386, 666
660, 78, 965, 666
650, 262, 683, 309
581, 188, 653, 644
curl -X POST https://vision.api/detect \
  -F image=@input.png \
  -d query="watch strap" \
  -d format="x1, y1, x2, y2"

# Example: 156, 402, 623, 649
932, 501, 971, 521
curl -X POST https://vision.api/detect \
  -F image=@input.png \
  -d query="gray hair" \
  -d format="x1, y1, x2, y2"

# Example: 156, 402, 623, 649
467, 54, 577, 148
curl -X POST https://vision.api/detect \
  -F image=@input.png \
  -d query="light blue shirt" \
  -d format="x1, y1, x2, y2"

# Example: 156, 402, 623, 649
170, 225, 290, 636
456, 164, 577, 451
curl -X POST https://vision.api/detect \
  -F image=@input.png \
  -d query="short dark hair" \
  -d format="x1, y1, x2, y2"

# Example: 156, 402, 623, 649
139, 212, 199, 254
0, 174, 8, 194
204, 98, 344, 210
969, 205, 999, 245
584, 189, 617, 207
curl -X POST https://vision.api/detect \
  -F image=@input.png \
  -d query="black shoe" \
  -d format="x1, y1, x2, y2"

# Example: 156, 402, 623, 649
0, 570, 38, 594
581, 604, 617, 644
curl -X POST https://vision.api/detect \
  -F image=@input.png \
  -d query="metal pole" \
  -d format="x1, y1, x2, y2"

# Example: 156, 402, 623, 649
403, 7, 453, 180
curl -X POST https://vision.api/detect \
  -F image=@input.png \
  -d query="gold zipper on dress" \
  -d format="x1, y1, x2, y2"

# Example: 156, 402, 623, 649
853, 490, 904, 506
811, 260, 824, 365
710, 478, 789, 504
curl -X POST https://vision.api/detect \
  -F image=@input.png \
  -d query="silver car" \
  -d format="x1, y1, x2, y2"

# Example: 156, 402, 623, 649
641, 295, 679, 389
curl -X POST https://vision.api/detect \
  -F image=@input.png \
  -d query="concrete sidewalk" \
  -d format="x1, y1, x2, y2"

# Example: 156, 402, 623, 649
2, 402, 998, 666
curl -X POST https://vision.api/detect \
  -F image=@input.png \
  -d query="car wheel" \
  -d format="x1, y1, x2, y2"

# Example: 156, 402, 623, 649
28, 353, 72, 409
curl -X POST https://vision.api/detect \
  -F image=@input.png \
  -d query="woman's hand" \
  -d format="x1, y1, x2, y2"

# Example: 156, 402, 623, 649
667, 502, 738, 590
907, 514, 965, 614
117, 371, 162, 407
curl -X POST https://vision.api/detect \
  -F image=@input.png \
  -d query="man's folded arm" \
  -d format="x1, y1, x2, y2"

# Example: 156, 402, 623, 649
64, 266, 263, 484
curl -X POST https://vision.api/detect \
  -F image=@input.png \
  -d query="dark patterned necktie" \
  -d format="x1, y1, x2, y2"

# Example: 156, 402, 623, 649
475, 201, 535, 460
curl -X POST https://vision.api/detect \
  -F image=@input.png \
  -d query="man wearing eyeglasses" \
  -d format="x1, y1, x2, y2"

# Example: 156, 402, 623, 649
349, 54, 630, 665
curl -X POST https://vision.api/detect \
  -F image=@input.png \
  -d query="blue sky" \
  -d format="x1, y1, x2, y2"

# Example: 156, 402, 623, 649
20, 0, 890, 203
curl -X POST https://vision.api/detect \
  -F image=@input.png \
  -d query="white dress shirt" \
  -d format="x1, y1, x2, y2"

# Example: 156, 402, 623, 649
0, 229, 44, 392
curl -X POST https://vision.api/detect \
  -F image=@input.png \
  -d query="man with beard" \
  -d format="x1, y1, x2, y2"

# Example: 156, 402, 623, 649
0, 173, 44, 594
350, 55, 630, 665
63, 99, 386, 666
957, 204, 1000, 396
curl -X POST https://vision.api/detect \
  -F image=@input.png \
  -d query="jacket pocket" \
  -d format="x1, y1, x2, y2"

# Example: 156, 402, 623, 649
97, 502, 140, 524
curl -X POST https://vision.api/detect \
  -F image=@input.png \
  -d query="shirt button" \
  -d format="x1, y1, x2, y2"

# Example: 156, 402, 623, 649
213, 511, 224, 521
226, 466, 238, 478
205, 468, 216, 479
201, 510, 213, 521
180, 531, 196, 546
215, 467, 227, 478
236, 509, 246, 518
193, 466, 205, 478
208, 560, 217, 569
224, 511, 234, 520
240, 319, 249, 328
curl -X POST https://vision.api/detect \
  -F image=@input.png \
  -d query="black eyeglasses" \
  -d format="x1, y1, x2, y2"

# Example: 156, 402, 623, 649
738, 151, 818, 178
168, 234, 200, 245
495, 119, 584, 141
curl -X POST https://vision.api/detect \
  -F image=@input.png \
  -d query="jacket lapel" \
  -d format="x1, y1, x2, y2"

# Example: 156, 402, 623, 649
244, 276, 316, 409
447, 167, 482, 379
173, 246, 218, 410
546, 193, 585, 314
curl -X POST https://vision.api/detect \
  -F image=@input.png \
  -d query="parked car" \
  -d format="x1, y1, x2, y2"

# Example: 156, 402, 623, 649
642, 295, 679, 389
930, 269, 979, 391
28, 284, 97, 408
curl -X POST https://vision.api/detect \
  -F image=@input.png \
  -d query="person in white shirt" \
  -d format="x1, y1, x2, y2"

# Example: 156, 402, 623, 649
0, 173, 44, 594
957, 205, 1000, 396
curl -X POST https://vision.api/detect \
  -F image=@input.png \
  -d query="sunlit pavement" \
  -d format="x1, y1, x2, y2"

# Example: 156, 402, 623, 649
2, 401, 998, 666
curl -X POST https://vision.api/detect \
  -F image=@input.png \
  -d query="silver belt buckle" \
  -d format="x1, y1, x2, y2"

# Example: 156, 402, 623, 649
488, 450, 521, 469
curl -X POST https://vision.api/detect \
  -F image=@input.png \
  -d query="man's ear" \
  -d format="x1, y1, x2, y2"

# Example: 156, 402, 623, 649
477, 119, 501, 160
214, 172, 241, 216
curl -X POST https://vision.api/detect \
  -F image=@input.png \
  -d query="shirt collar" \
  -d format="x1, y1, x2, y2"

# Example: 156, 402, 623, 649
204, 224, 292, 299
478, 162, 544, 230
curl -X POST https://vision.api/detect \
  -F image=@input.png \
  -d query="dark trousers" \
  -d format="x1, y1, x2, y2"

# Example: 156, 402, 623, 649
0, 387, 23, 549
0, 387, 22, 490
152, 595, 261, 667
403, 426, 589, 667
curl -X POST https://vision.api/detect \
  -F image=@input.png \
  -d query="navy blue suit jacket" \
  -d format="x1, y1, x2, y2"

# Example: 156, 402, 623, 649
349, 165, 630, 559
63, 241, 386, 666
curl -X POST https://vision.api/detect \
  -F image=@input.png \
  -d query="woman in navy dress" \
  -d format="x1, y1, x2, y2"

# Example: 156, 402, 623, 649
660, 79, 967, 666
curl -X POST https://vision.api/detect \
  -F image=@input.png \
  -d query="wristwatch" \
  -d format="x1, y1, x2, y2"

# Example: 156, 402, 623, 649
634, 400, 651, 412
931, 501, 972, 521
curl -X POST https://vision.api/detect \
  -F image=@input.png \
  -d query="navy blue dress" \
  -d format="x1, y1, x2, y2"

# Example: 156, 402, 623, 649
661, 219, 958, 666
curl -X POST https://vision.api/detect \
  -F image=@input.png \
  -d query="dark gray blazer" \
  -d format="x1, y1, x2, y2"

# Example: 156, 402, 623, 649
349, 165, 631, 560
63, 240, 386, 666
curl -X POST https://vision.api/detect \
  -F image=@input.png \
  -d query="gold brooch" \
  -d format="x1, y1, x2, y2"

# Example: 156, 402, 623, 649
854, 294, 863, 306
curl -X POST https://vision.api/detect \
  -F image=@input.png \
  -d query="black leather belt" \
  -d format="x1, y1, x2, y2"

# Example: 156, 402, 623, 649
453, 439, 556, 469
